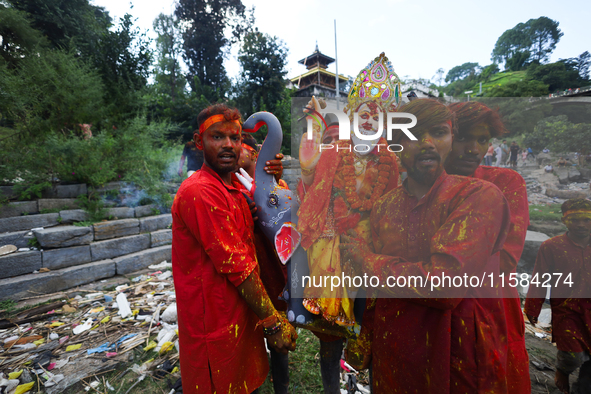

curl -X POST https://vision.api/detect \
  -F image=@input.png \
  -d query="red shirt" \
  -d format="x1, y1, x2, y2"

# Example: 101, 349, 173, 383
366, 172, 511, 393
472, 166, 530, 393
524, 234, 591, 353
171, 165, 268, 394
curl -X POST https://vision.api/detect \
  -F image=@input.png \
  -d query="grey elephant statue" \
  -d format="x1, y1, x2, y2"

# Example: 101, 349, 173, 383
237, 111, 314, 325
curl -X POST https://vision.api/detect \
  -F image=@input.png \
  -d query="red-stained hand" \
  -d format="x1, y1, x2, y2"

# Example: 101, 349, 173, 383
526, 314, 538, 327
340, 229, 371, 269
249, 201, 258, 222
264, 153, 284, 182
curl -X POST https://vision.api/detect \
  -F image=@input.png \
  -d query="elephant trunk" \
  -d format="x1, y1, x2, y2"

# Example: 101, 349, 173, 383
243, 112, 283, 186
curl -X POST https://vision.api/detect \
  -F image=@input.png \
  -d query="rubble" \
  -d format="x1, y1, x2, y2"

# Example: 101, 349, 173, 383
0, 262, 181, 393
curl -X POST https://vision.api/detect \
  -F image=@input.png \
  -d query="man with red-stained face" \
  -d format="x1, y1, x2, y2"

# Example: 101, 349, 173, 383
172, 104, 297, 394
446, 101, 531, 393
341, 98, 512, 393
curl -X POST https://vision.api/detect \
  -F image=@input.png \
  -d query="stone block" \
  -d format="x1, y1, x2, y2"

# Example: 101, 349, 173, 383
0, 251, 42, 279
44, 184, 87, 199
134, 204, 158, 218
0, 213, 60, 233
139, 214, 172, 233
555, 168, 569, 185
0, 259, 115, 301
579, 168, 591, 179
536, 152, 553, 166
94, 182, 122, 194
0, 186, 16, 200
42, 245, 91, 270
545, 188, 587, 199
115, 245, 171, 275
104, 207, 135, 219
90, 234, 150, 261
0, 231, 31, 248
93, 219, 139, 241
38, 199, 79, 212
151, 229, 172, 247
59, 209, 89, 223
0, 201, 38, 219
568, 168, 582, 182
33, 226, 93, 248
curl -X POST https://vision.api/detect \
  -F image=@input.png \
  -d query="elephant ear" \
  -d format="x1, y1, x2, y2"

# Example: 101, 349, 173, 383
274, 222, 301, 265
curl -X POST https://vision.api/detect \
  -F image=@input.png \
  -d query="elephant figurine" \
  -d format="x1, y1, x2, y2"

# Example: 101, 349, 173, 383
237, 112, 314, 325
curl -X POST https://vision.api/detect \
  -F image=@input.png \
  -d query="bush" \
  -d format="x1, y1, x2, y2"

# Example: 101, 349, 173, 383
0, 117, 181, 205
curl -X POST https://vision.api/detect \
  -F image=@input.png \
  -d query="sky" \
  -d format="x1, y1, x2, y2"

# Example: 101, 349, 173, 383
91, 0, 590, 84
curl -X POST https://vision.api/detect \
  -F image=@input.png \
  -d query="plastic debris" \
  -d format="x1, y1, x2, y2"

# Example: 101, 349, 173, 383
14, 382, 35, 394
8, 370, 23, 379
149, 261, 172, 270
116, 292, 132, 318
73, 318, 93, 335
157, 271, 172, 281
66, 344, 82, 352
49, 333, 59, 340
161, 303, 177, 323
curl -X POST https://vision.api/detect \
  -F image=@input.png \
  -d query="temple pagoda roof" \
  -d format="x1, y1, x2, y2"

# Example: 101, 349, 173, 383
297, 43, 335, 69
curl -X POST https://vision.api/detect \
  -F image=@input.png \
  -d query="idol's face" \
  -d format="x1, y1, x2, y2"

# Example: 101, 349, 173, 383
356, 102, 382, 136
399, 121, 453, 186
445, 122, 491, 176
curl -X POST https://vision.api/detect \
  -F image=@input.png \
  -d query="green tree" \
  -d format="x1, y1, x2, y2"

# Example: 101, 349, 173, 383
491, 17, 562, 70
92, 14, 152, 125
152, 13, 185, 103
527, 60, 582, 92
0, 5, 47, 68
233, 30, 291, 152
524, 115, 591, 154
445, 62, 480, 83
175, 0, 253, 99
7, 0, 110, 57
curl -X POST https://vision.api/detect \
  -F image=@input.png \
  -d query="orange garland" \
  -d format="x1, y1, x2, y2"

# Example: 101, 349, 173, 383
338, 141, 392, 212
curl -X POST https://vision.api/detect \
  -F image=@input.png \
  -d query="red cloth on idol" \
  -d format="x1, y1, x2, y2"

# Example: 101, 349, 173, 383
472, 166, 531, 393
171, 165, 268, 394
524, 234, 591, 353
365, 172, 511, 393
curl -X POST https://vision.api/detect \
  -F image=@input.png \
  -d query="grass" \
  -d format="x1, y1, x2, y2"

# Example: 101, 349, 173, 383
0, 299, 17, 314
529, 204, 563, 221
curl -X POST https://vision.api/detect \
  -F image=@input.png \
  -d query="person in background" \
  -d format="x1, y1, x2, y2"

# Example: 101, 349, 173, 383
178, 140, 204, 178
484, 142, 494, 166
509, 141, 520, 168
558, 157, 568, 167
501, 139, 509, 166
446, 101, 531, 393
494, 144, 503, 167
525, 199, 591, 394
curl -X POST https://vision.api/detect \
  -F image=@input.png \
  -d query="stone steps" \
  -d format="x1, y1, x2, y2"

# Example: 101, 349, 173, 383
0, 214, 173, 301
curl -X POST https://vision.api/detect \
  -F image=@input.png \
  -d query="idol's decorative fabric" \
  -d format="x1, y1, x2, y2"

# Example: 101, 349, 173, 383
473, 166, 531, 393
171, 165, 268, 394
525, 234, 591, 353
365, 172, 511, 393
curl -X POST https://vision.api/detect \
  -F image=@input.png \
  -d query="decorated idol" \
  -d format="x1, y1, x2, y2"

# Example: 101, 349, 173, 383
297, 53, 402, 326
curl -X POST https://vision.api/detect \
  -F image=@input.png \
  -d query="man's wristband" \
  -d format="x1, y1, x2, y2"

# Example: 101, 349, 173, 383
259, 314, 282, 336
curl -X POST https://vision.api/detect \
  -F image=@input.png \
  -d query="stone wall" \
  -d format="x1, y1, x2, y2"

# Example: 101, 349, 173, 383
0, 214, 172, 301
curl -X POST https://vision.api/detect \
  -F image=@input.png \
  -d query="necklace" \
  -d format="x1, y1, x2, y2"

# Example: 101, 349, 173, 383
338, 140, 392, 212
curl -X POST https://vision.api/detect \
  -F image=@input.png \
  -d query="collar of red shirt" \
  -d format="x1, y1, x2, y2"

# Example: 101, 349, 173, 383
564, 232, 591, 250
401, 170, 449, 207
201, 164, 243, 192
